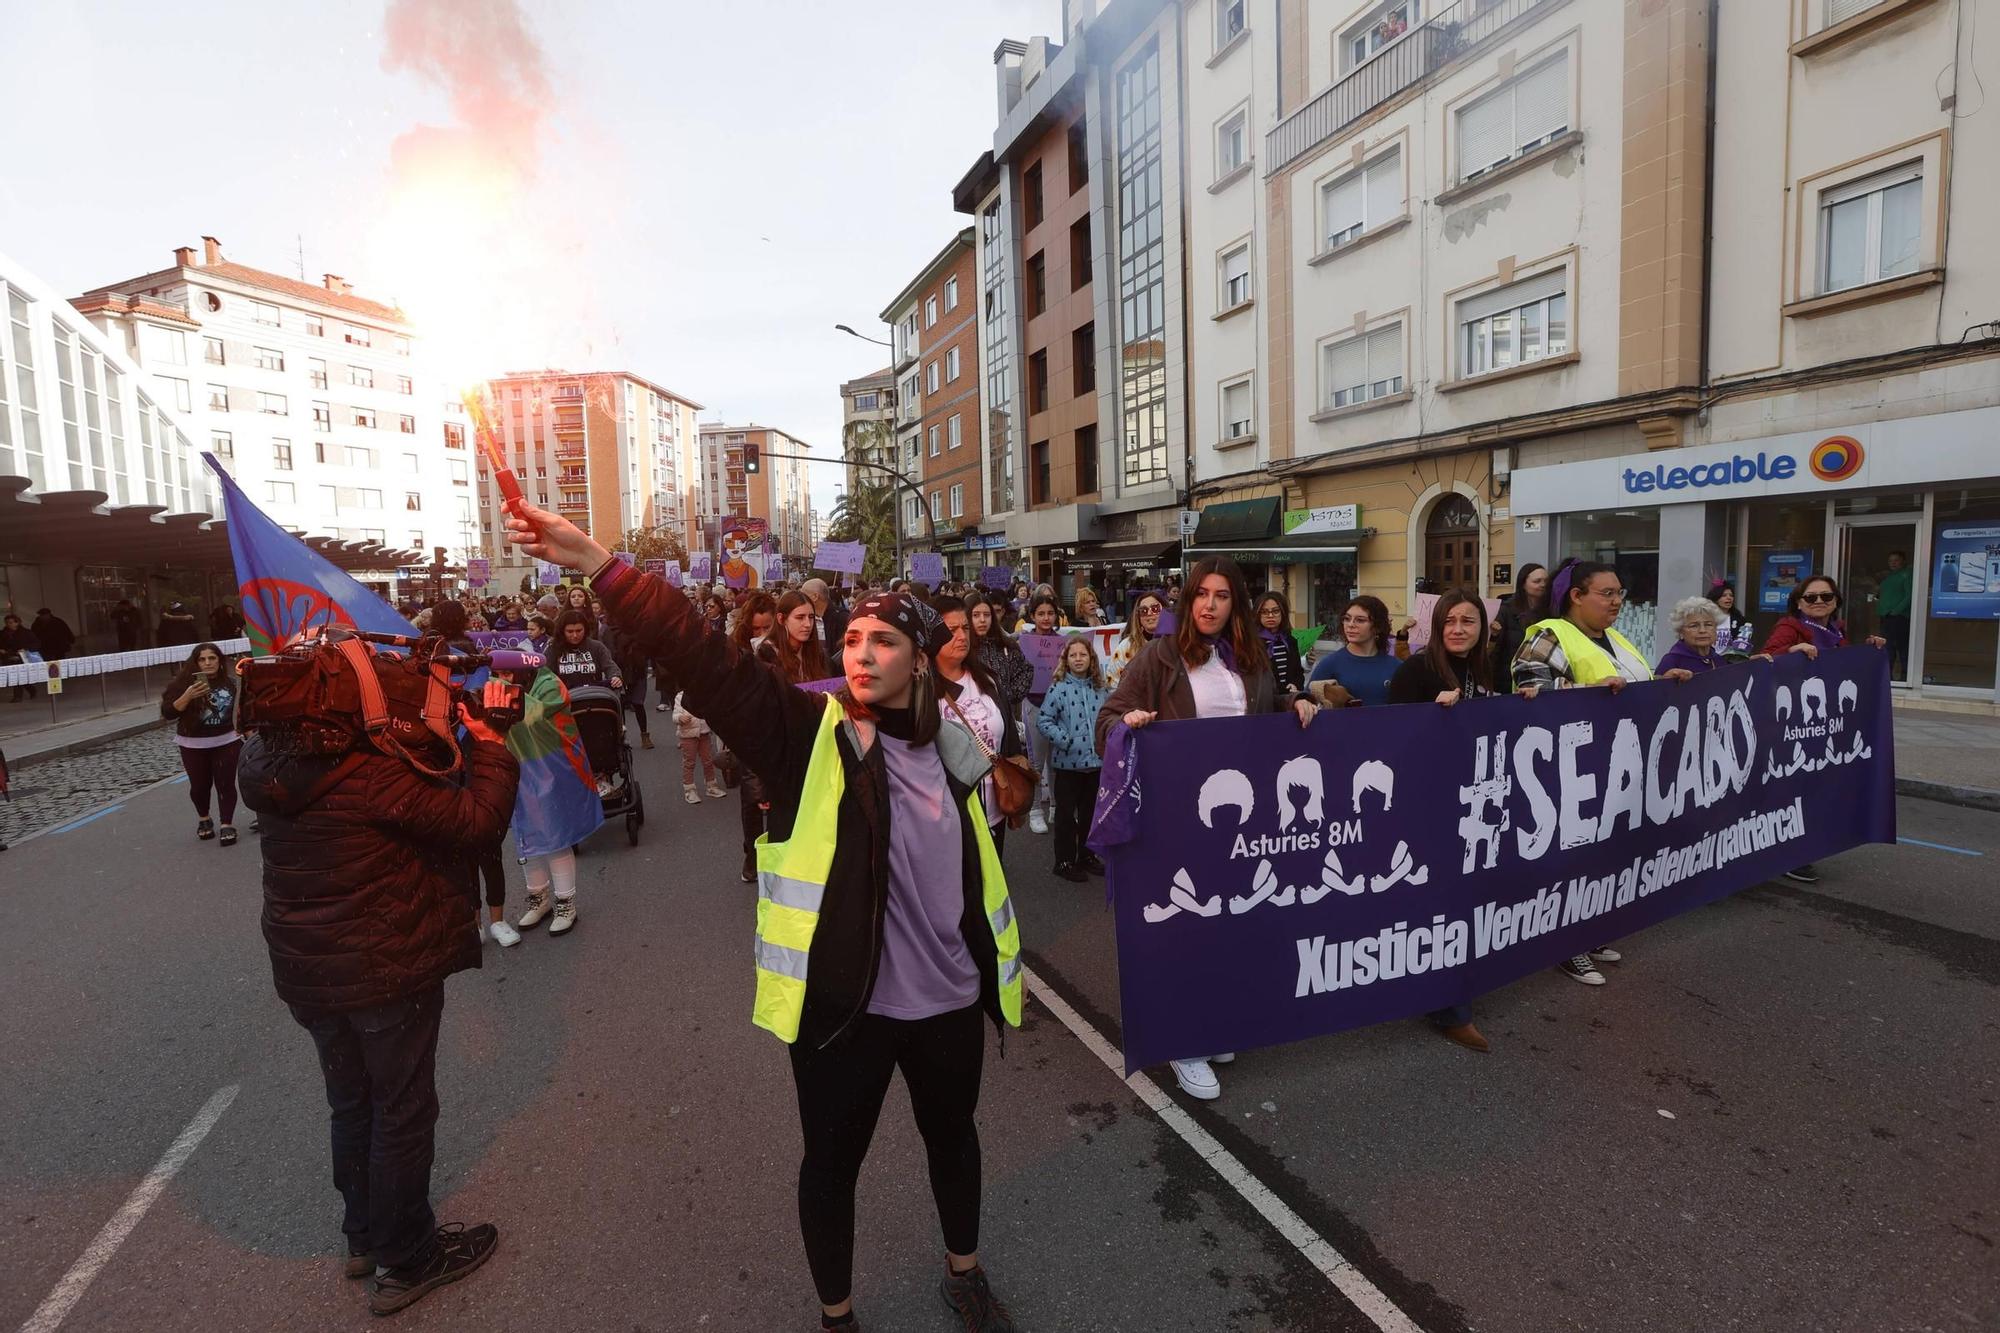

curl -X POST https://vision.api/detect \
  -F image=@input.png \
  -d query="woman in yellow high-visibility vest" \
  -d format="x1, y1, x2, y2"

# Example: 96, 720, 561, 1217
506, 501, 1024, 1333
1512, 557, 1694, 988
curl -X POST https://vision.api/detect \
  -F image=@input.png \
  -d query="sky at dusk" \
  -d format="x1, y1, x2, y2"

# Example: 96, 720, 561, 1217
2, 0, 1058, 521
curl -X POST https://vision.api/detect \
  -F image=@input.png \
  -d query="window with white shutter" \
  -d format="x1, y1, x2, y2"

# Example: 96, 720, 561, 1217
1321, 325, 1405, 410
1322, 148, 1403, 250
1457, 52, 1570, 181
1826, 0, 1875, 24
1221, 379, 1254, 439
1220, 246, 1252, 308
1457, 271, 1569, 378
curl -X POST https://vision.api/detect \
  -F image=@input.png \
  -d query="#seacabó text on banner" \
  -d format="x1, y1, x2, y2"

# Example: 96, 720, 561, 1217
1094, 649, 1897, 1072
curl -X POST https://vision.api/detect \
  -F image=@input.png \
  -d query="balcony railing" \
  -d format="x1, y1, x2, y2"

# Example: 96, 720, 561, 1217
1265, 0, 1548, 175
557, 496, 589, 513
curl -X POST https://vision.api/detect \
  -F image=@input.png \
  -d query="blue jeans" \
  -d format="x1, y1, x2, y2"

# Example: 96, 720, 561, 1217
288, 985, 445, 1268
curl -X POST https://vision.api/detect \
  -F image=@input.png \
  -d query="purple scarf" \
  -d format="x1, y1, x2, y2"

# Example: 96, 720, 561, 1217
1801, 617, 1845, 652
1656, 640, 1720, 675
1203, 632, 1238, 672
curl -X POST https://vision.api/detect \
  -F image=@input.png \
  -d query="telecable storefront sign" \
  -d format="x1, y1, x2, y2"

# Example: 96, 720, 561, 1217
1510, 405, 2000, 514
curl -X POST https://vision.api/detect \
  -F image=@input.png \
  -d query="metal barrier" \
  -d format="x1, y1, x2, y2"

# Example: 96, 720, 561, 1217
0, 639, 252, 741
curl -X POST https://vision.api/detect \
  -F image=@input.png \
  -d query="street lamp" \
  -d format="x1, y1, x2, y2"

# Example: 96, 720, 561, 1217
834, 323, 893, 349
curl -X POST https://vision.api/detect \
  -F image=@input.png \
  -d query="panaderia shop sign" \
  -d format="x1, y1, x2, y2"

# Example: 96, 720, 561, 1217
1511, 405, 2000, 513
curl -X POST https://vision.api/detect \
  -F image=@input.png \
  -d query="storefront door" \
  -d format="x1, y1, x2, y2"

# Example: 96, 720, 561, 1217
1835, 515, 1920, 687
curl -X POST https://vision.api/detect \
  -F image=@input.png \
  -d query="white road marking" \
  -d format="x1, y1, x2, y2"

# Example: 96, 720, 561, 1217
17, 1084, 240, 1333
1024, 968, 1425, 1333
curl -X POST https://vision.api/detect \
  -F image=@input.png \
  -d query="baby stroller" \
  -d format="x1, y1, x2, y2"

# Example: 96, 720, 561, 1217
567, 685, 645, 845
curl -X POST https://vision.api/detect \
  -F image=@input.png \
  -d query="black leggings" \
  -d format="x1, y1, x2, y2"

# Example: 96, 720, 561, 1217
477, 845, 507, 909
1052, 766, 1098, 866
179, 740, 241, 824
788, 1003, 986, 1306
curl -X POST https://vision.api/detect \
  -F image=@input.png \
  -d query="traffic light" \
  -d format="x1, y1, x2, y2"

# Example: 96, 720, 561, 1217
744, 442, 761, 474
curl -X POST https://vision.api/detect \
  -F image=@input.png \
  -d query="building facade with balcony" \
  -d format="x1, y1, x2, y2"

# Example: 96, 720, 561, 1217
476, 370, 704, 583
882, 230, 987, 578
78, 236, 466, 568
1512, 0, 2000, 708
953, 151, 1022, 572
839, 365, 897, 500
695, 424, 813, 573
884, 291, 925, 546
979, 0, 1193, 612
1181, 0, 1710, 650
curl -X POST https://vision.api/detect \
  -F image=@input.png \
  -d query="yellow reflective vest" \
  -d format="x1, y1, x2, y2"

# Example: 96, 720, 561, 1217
751, 695, 1024, 1043
1525, 617, 1653, 686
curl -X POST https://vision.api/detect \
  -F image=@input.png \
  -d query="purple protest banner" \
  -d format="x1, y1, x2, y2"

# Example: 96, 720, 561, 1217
468, 630, 533, 650
909, 552, 947, 587
1093, 649, 1897, 1073
663, 559, 683, 587
796, 675, 845, 694
978, 565, 1014, 591
814, 540, 867, 575
688, 552, 712, 582
1018, 629, 1067, 695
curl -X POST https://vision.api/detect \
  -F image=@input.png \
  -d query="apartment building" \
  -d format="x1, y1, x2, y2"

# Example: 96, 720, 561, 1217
883, 230, 987, 579
979, 0, 1193, 610
1182, 0, 1710, 651
695, 424, 813, 572
839, 365, 896, 499
79, 236, 468, 561
1514, 0, 2000, 707
953, 152, 1021, 572
475, 371, 703, 578
885, 292, 925, 544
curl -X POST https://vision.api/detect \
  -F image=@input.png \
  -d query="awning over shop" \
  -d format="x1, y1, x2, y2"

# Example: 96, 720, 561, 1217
1071, 539, 1182, 567
1190, 540, 1359, 565
1192, 497, 1280, 545
0, 479, 422, 573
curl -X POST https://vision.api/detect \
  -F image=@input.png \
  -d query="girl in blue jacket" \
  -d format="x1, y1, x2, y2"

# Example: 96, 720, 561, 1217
1037, 636, 1110, 882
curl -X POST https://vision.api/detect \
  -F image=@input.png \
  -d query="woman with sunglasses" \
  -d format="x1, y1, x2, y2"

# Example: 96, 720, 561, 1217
1105, 591, 1166, 686
1759, 574, 1885, 885
1512, 558, 1692, 986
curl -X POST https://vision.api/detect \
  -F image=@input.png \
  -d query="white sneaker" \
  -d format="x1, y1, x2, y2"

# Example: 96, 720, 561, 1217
704, 779, 727, 798
683, 783, 701, 804
1170, 1058, 1220, 1100
1028, 808, 1048, 835
518, 891, 552, 930
488, 919, 521, 948
655, 702, 671, 712
549, 896, 576, 935
1209, 1052, 1236, 1064
1588, 946, 1622, 964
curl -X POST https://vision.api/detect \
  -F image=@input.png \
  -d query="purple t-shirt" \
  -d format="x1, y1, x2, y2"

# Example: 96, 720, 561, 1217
866, 733, 980, 1020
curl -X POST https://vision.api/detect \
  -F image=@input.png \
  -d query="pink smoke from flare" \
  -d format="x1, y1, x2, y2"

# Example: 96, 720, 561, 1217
369, 0, 610, 380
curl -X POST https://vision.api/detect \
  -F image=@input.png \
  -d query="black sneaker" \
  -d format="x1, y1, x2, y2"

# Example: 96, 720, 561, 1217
1558, 954, 1606, 986
741, 851, 757, 884
1079, 853, 1105, 877
940, 1264, 1016, 1332
1783, 863, 1820, 884
1053, 862, 1087, 883
370, 1222, 497, 1316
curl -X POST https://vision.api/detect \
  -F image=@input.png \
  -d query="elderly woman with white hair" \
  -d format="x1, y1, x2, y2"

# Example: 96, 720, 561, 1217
1655, 596, 1730, 676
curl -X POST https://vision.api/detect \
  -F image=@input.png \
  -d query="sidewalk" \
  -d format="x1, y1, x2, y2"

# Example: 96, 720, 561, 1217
0, 700, 167, 767
1891, 705, 2000, 810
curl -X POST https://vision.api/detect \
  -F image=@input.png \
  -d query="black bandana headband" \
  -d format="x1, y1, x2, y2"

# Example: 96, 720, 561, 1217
848, 592, 944, 655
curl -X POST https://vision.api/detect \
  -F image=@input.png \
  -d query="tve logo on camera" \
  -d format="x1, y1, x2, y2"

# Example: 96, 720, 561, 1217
1621, 437, 1864, 495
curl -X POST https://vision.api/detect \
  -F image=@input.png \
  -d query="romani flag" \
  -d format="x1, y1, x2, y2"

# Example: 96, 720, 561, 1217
204, 455, 603, 853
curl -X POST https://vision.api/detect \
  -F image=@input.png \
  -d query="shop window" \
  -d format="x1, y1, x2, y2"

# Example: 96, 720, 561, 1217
1922, 486, 2000, 691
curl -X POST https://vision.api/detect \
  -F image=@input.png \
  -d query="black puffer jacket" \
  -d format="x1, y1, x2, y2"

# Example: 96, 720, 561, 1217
596, 560, 1007, 1050
239, 737, 519, 1012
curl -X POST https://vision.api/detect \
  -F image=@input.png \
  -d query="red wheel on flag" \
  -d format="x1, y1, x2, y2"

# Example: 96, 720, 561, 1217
242, 578, 358, 654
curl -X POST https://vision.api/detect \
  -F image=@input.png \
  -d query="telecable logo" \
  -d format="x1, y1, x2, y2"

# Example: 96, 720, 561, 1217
1622, 452, 1796, 495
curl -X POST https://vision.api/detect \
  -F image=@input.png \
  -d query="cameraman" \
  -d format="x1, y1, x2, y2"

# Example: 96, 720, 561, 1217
240, 675, 522, 1317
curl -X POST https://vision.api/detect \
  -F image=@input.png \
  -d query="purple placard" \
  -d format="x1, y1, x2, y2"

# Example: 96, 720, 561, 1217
688, 552, 713, 582
663, 560, 683, 587
765, 550, 787, 580
814, 540, 867, 575
613, 550, 637, 567
1019, 629, 1067, 695
796, 675, 845, 694
642, 558, 668, 576
978, 565, 1014, 590
909, 552, 947, 587
1092, 649, 1898, 1073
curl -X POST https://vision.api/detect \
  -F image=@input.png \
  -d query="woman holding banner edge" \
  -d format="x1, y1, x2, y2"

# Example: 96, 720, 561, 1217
505, 502, 1026, 1333
1512, 558, 1695, 987
1097, 554, 1318, 1102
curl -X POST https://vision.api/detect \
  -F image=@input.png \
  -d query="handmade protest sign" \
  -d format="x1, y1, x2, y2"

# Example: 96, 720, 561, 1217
536, 561, 562, 587
642, 558, 668, 577
909, 552, 947, 587
815, 540, 867, 575
979, 565, 1014, 590
1092, 649, 1896, 1072
1019, 630, 1068, 695
467, 557, 491, 587
688, 551, 713, 582
663, 560, 683, 587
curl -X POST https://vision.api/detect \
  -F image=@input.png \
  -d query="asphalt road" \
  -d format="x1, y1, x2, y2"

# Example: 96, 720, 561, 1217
2, 729, 1996, 1333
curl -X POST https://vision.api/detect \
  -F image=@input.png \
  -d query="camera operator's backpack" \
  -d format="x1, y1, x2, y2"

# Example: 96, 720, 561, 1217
239, 632, 464, 776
